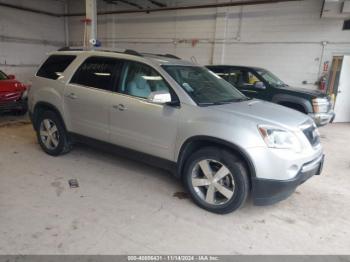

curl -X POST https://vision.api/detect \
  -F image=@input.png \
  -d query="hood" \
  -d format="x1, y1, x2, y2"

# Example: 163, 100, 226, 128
211, 99, 310, 129
277, 85, 327, 98
0, 79, 26, 93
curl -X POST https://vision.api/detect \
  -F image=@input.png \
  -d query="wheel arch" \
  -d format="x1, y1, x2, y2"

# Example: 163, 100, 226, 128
32, 102, 66, 131
272, 94, 313, 114
176, 136, 256, 183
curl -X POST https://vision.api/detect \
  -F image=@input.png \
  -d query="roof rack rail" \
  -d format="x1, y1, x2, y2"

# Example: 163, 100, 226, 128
57, 46, 84, 51
163, 54, 181, 59
57, 46, 144, 57
57, 47, 181, 60
142, 53, 181, 60
124, 49, 143, 57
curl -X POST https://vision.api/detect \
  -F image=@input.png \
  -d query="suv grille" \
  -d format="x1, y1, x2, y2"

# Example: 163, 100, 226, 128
302, 124, 320, 147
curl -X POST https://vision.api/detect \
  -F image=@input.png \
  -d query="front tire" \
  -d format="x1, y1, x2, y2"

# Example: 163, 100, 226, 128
183, 147, 249, 214
36, 111, 72, 156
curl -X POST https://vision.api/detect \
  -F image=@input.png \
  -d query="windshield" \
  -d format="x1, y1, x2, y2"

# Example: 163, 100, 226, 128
162, 65, 248, 105
0, 71, 8, 80
256, 69, 287, 87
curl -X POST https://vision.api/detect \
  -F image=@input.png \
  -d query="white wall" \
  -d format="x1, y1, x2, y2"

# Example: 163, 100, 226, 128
0, 0, 66, 83
68, 0, 350, 89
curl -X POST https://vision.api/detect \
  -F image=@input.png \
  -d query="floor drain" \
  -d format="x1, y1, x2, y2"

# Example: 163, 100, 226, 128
68, 179, 79, 188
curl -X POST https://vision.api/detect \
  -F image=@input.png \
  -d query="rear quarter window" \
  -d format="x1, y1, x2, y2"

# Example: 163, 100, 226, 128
36, 55, 76, 80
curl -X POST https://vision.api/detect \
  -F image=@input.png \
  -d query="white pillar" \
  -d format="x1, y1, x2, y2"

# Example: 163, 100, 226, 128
212, 9, 228, 65
85, 0, 97, 48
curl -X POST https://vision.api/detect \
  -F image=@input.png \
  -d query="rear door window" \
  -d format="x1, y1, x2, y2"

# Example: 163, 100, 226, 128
225, 69, 244, 87
37, 55, 76, 80
207, 67, 243, 88
70, 56, 123, 91
233, 69, 261, 89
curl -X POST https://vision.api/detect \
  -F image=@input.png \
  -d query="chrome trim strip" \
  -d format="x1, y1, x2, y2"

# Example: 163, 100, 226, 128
301, 154, 323, 173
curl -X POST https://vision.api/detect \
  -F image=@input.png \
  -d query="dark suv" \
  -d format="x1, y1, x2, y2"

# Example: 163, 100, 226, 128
206, 65, 335, 126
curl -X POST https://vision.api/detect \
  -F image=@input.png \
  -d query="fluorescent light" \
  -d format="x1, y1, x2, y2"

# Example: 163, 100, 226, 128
142, 76, 162, 80
94, 72, 111, 76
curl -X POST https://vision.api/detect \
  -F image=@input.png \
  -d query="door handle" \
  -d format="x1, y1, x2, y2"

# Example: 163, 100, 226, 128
65, 93, 77, 99
113, 104, 127, 111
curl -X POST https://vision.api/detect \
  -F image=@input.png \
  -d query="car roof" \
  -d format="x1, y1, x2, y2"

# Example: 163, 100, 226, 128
49, 49, 196, 67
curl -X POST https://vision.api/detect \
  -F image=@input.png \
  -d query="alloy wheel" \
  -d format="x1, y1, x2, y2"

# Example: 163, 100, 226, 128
191, 159, 235, 205
39, 119, 60, 150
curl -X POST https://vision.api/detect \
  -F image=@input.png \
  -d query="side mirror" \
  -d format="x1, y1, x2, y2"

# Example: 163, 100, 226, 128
7, 74, 15, 80
147, 91, 172, 104
254, 81, 266, 90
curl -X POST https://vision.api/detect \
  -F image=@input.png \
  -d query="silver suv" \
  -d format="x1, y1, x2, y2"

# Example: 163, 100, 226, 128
28, 49, 324, 214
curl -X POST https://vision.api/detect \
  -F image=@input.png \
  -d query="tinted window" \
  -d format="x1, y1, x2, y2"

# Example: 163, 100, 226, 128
71, 57, 123, 91
219, 69, 260, 89
121, 61, 169, 99
37, 55, 76, 80
210, 67, 242, 85
208, 67, 248, 88
255, 69, 287, 87
231, 69, 256, 88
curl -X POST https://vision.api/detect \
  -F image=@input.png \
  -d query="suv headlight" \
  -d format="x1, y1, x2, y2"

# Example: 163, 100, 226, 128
312, 98, 329, 113
258, 125, 302, 152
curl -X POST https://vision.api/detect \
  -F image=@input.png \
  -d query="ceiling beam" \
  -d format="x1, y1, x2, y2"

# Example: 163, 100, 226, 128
0, 2, 61, 17
67, 0, 303, 16
147, 0, 167, 7
105, 0, 144, 9
0, 0, 303, 17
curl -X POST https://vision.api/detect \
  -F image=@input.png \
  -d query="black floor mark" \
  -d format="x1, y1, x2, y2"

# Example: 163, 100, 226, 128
173, 191, 190, 199
68, 179, 79, 188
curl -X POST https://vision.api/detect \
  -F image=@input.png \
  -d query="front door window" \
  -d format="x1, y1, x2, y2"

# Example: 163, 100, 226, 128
120, 61, 170, 99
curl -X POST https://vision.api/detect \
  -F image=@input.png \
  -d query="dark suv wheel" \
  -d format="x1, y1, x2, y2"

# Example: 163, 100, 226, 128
183, 147, 249, 214
36, 110, 72, 156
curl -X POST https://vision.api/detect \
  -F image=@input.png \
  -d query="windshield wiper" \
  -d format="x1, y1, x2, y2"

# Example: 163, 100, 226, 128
219, 97, 251, 103
277, 83, 289, 87
197, 102, 217, 106
198, 97, 251, 106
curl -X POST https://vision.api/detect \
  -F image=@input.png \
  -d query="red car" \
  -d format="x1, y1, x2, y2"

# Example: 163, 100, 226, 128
0, 70, 28, 115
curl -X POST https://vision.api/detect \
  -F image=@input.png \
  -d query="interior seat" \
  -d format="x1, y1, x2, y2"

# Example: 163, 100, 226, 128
126, 73, 151, 98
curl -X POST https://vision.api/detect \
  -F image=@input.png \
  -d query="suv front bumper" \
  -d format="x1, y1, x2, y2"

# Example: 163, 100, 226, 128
252, 154, 324, 206
309, 111, 335, 126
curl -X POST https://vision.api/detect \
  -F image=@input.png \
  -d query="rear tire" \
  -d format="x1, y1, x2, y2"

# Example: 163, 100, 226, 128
183, 147, 249, 214
36, 110, 72, 156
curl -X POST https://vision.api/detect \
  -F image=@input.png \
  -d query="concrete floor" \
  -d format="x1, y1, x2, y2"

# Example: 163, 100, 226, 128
0, 115, 349, 255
